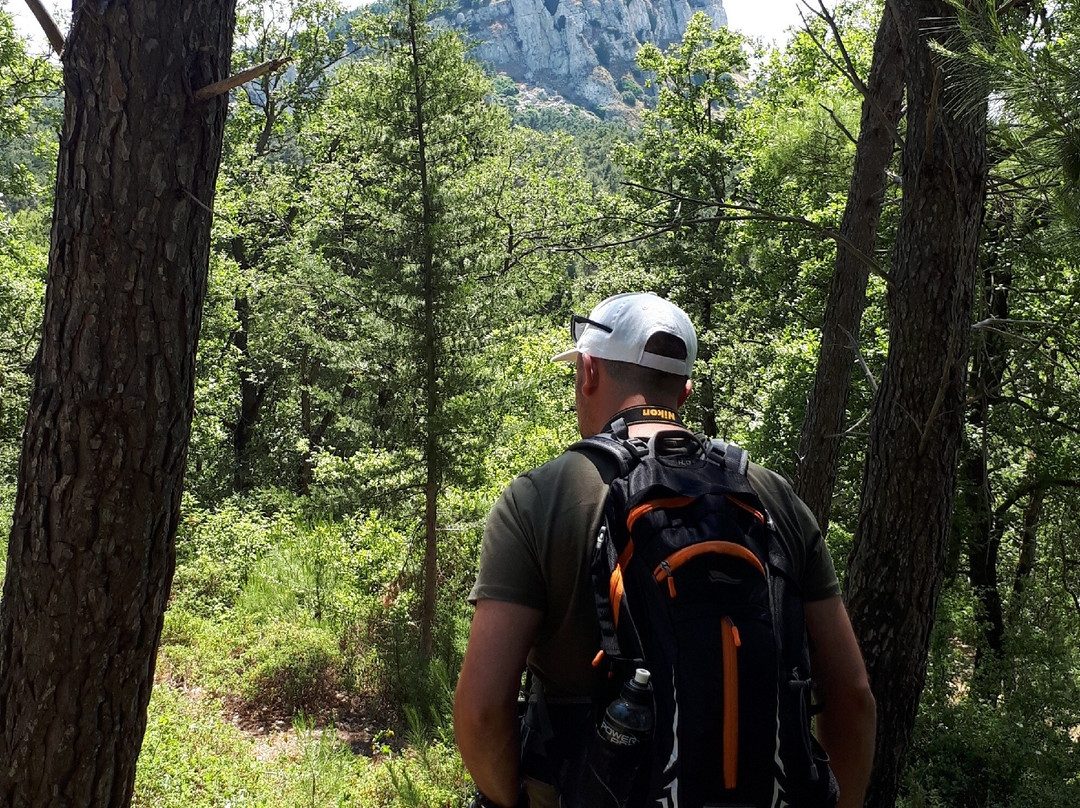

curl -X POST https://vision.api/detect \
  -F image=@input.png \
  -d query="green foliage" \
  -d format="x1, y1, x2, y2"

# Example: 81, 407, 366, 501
0, 10, 60, 209
134, 683, 275, 808
172, 498, 286, 616
291, 713, 357, 808
902, 582, 1080, 808
0, 12, 56, 529
134, 680, 472, 808
510, 105, 633, 192
240, 623, 343, 715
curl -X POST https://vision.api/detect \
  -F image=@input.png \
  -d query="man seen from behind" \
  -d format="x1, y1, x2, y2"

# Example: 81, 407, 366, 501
454, 293, 876, 808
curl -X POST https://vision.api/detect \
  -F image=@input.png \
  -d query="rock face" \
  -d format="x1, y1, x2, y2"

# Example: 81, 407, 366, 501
451, 0, 727, 113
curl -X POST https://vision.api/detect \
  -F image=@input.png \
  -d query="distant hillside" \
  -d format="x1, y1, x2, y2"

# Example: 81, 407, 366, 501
449, 0, 728, 116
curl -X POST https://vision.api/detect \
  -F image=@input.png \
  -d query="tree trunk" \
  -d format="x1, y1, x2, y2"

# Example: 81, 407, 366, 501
963, 447, 1005, 684
0, 2, 234, 806
407, 0, 440, 659
795, 4, 905, 534
963, 261, 1012, 690
231, 292, 264, 492
1012, 488, 1043, 594
844, 2, 989, 806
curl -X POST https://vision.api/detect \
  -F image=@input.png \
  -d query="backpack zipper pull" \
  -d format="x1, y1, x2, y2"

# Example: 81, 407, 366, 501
592, 525, 608, 563
658, 560, 676, 597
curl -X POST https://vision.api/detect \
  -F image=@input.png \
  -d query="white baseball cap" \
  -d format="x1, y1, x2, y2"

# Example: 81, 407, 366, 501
552, 292, 698, 376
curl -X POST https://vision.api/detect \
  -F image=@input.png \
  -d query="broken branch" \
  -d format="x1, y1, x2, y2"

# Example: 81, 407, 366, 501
194, 57, 292, 102
23, 0, 65, 56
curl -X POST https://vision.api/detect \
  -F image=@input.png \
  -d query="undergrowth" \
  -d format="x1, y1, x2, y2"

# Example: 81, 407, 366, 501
142, 492, 480, 807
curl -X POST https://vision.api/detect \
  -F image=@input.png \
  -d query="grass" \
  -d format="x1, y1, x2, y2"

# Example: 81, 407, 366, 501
138, 499, 478, 808
134, 678, 471, 808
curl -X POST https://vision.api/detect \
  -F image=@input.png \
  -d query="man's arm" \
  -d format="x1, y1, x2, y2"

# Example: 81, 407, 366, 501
805, 595, 876, 808
454, 598, 543, 807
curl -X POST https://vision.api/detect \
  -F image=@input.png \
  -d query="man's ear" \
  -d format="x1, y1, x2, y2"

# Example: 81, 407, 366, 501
678, 378, 692, 408
580, 354, 600, 396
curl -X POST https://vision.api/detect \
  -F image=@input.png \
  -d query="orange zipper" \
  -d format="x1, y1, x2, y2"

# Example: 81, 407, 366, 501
609, 540, 635, 627
626, 496, 696, 533
652, 541, 766, 597
722, 616, 741, 789
725, 494, 766, 523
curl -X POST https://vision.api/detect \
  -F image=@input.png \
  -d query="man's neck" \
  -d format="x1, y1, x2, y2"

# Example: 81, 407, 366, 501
626, 422, 691, 440
599, 402, 688, 440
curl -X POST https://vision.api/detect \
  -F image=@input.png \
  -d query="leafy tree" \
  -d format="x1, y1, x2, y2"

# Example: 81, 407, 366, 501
729, 2, 884, 487
204, 0, 355, 495
794, 1, 904, 535
0, 9, 57, 504
926, 0, 1080, 727
612, 13, 750, 437
0, 9, 59, 209
308, 0, 580, 656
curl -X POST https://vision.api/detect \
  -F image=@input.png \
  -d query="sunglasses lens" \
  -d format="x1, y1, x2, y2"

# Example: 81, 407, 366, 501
571, 314, 613, 344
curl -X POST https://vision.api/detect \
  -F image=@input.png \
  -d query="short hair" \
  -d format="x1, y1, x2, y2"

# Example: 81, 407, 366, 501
599, 331, 689, 401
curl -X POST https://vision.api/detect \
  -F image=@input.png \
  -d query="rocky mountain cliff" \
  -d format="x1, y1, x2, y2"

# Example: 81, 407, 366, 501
449, 0, 727, 114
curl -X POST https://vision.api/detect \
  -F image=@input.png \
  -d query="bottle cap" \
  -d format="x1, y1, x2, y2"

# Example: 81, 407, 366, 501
633, 668, 651, 685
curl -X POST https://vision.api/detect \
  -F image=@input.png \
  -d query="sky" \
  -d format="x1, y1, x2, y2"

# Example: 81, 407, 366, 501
7, 0, 807, 52
723, 0, 807, 46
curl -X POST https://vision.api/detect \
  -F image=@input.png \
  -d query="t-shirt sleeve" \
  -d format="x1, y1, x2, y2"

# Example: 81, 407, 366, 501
468, 475, 547, 610
748, 464, 841, 602
793, 503, 841, 601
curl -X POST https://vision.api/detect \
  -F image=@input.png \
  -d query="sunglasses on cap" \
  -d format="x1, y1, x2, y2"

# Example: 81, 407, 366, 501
570, 313, 613, 343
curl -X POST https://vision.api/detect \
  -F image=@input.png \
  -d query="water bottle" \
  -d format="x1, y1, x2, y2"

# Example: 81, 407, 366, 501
582, 668, 654, 808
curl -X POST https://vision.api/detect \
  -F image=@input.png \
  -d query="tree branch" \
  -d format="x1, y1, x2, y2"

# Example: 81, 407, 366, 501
799, 0, 906, 152
840, 324, 880, 393
998, 395, 1080, 436
22, 0, 64, 56
620, 182, 891, 283
194, 57, 292, 101
801, 0, 868, 96
820, 103, 859, 145
995, 477, 1080, 522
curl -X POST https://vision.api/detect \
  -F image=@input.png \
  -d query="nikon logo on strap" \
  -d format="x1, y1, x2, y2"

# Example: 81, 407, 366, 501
606, 405, 684, 431
641, 407, 677, 422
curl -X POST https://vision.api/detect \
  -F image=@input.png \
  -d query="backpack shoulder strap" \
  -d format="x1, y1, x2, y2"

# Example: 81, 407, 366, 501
569, 433, 647, 477
704, 439, 797, 579
706, 437, 749, 476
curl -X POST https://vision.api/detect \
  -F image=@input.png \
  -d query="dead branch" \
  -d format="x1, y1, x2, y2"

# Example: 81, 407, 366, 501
620, 183, 891, 284
840, 325, 880, 393
193, 57, 292, 102
23, 0, 65, 55
799, 0, 906, 152
801, 0, 868, 96
820, 103, 858, 145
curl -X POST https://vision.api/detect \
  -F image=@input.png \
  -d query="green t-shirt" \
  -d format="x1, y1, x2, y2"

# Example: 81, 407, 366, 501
469, 444, 841, 696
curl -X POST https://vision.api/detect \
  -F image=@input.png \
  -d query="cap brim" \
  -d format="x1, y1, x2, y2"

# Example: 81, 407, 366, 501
551, 348, 580, 363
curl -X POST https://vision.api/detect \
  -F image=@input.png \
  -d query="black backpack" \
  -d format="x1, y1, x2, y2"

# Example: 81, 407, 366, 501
560, 426, 839, 808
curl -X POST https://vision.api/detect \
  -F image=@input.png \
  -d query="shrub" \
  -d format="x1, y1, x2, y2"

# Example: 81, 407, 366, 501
619, 74, 643, 99
171, 498, 285, 616
240, 621, 343, 715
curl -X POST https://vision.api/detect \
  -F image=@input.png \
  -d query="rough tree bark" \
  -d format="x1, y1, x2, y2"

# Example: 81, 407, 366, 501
844, 2, 989, 806
795, 3, 904, 534
0, 2, 235, 806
